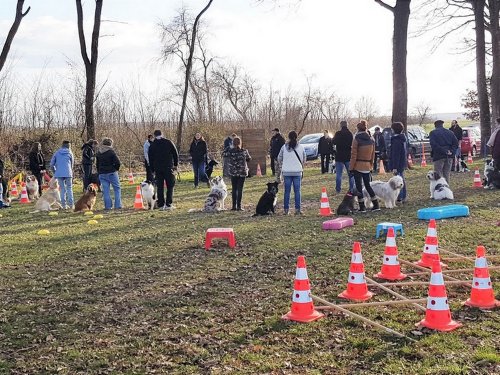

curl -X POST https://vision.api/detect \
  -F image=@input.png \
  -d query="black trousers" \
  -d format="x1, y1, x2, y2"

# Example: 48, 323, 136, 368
145, 160, 155, 182
82, 164, 92, 191
270, 157, 276, 175
231, 176, 246, 208
155, 171, 176, 207
0, 178, 7, 199
320, 154, 330, 173
34, 172, 43, 195
353, 171, 375, 200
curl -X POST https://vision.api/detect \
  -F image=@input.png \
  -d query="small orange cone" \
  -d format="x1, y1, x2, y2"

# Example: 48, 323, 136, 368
282, 255, 324, 323
10, 181, 18, 197
415, 219, 447, 268
128, 172, 135, 184
417, 260, 462, 332
467, 151, 473, 164
19, 182, 30, 204
319, 187, 332, 216
465, 246, 500, 309
133, 185, 144, 210
374, 227, 407, 281
421, 154, 427, 167
256, 163, 262, 177
473, 169, 482, 188
379, 160, 386, 174
407, 154, 413, 168
339, 242, 373, 301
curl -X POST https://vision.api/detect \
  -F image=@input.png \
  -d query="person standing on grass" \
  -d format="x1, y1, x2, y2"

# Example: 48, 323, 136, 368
332, 120, 355, 193
96, 138, 122, 211
0, 155, 8, 204
318, 130, 333, 174
388, 122, 407, 203
29, 142, 46, 197
224, 136, 251, 211
429, 119, 458, 184
148, 129, 179, 210
50, 141, 75, 210
189, 132, 209, 189
373, 127, 387, 173
223, 133, 236, 178
350, 120, 380, 212
143, 134, 155, 182
449, 120, 463, 172
81, 139, 97, 191
488, 117, 500, 169
269, 128, 286, 179
278, 130, 306, 215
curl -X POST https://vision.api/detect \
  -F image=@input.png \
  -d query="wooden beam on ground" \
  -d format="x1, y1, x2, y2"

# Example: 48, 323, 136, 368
405, 266, 500, 276
379, 280, 467, 287
316, 298, 428, 309
399, 259, 471, 287
365, 276, 427, 312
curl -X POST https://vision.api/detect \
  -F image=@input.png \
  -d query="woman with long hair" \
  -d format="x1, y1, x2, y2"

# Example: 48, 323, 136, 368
278, 130, 306, 215
223, 136, 251, 210
189, 132, 209, 188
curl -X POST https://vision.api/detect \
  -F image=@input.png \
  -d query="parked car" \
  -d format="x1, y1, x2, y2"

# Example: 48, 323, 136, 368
461, 126, 481, 156
381, 125, 430, 158
299, 133, 323, 160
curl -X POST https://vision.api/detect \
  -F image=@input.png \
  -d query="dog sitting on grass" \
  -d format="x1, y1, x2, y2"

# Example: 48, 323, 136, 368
74, 184, 97, 212
253, 181, 279, 216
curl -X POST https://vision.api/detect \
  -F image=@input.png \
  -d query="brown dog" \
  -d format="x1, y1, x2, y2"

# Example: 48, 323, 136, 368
74, 184, 97, 212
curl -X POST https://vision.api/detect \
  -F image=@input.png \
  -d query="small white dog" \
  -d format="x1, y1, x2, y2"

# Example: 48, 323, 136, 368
26, 175, 40, 201
188, 176, 228, 213
30, 178, 62, 212
140, 180, 156, 210
427, 170, 454, 200
363, 175, 404, 209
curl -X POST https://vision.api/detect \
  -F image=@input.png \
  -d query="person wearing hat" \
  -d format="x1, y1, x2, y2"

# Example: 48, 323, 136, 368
269, 128, 285, 179
81, 139, 98, 191
429, 119, 458, 184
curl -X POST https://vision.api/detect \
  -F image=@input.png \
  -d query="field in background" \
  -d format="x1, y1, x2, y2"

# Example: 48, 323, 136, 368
0, 162, 499, 374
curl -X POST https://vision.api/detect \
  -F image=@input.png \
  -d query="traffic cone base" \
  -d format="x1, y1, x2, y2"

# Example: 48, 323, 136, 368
374, 270, 407, 281
338, 286, 373, 301
464, 246, 500, 309
282, 302, 324, 323
417, 314, 462, 332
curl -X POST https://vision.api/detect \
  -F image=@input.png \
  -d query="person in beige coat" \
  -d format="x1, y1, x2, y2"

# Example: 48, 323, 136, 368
349, 120, 379, 212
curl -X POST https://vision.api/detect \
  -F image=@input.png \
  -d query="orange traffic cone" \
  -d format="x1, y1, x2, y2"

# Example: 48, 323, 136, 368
407, 154, 413, 168
319, 187, 332, 216
415, 219, 447, 268
417, 260, 462, 332
282, 255, 324, 323
421, 154, 427, 167
256, 163, 262, 177
10, 181, 18, 197
128, 172, 134, 184
465, 246, 500, 309
133, 185, 144, 210
19, 182, 30, 204
374, 227, 407, 281
467, 151, 473, 164
339, 242, 373, 301
379, 160, 386, 174
473, 169, 482, 188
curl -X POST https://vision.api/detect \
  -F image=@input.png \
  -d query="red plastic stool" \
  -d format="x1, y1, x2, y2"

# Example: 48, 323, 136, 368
205, 228, 236, 250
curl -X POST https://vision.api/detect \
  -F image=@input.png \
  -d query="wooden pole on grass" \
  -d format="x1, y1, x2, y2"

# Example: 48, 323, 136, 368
399, 259, 471, 287
365, 276, 427, 312
316, 298, 428, 309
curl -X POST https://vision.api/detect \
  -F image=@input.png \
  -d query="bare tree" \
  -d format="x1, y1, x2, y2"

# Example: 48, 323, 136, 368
0, 0, 31, 73
489, 0, 500, 119
354, 96, 378, 122
413, 101, 432, 126
76, 0, 103, 141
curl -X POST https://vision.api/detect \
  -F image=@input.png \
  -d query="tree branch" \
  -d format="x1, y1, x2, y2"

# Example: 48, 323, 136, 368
0, 0, 31, 72
75, 0, 90, 67
374, 0, 395, 13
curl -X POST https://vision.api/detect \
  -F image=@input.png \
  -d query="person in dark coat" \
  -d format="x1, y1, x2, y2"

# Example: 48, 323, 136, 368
388, 122, 407, 202
449, 120, 463, 171
143, 134, 155, 182
148, 129, 179, 210
332, 121, 355, 193
81, 139, 97, 191
189, 132, 209, 188
223, 136, 251, 211
223, 133, 236, 178
96, 138, 122, 210
269, 128, 285, 178
429, 120, 458, 183
0, 155, 7, 203
318, 130, 333, 174
28, 142, 46, 196
373, 127, 387, 173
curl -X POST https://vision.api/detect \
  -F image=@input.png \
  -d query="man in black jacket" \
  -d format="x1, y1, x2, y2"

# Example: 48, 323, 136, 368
269, 128, 285, 177
332, 121, 355, 193
81, 139, 97, 190
148, 130, 179, 210
373, 127, 387, 173
318, 130, 333, 174
449, 120, 463, 172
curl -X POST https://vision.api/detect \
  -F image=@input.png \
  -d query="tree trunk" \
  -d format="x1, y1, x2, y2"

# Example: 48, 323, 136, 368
0, 0, 30, 73
489, 0, 500, 122
176, 0, 213, 151
472, 0, 491, 154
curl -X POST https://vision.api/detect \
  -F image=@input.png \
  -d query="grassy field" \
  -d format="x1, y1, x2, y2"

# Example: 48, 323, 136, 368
0, 161, 499, 374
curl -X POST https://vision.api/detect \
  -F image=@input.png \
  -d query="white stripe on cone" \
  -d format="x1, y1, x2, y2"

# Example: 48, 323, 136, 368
427, 228, 437, 237
423, 244, 438, 254
475, 257, 488, 268
430, 272, 445, 285
385, 237, 396, 247
320, 202, 330, 208
472, 277, 492, 290
426, 296, 449, 310
347, 272, 366, 284
295, 268, 308, 280
382, 255, 399, 266
351, 253, 363, 263
292, 289, 312, 303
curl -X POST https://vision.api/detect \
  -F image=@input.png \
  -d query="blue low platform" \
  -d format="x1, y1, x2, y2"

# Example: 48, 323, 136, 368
417, 204, 470, 220
376, 222, 404, 238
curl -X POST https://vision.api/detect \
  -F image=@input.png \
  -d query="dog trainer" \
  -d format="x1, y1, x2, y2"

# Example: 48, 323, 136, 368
429, 120, 458, 184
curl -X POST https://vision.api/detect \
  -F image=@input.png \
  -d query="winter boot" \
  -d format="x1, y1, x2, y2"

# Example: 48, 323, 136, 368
371, 199, 381, 211
358, 199, 367, 213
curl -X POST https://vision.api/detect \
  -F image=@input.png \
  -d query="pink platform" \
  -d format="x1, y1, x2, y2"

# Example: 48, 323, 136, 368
322, 217, 354, 230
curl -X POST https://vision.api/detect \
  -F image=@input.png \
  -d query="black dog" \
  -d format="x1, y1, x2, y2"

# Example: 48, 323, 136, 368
253, 181, 279, 216
336, 191, 356, 215
483, 159, 500, 189
206, 159, 218, 179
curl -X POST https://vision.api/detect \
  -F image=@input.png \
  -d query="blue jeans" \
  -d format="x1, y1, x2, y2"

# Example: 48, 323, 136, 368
335, 161, 355, 193
192, 160, 207, 186
57, 177, 74, 208
395, 170, 407, 201
283, 175, 302, 211
99, 172, 122, 210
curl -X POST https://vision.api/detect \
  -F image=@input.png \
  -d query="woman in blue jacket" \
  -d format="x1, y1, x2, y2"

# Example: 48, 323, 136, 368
50, 141, 75, 209
388, 122, 407, 203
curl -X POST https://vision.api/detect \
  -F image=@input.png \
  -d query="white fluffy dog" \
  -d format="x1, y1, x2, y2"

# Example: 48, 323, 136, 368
140, 180, 156, 210
188, 176, 228, 213
30, 178, 62, 212
26, 175, 40, 201
363, 175, 404, 209
427, 170, 454, 200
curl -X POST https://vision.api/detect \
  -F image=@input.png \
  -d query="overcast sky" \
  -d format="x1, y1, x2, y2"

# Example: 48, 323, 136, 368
0, 0, 477, 115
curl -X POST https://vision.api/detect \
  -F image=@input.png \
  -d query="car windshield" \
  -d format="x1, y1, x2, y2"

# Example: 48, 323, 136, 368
299, 135, 321, 144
